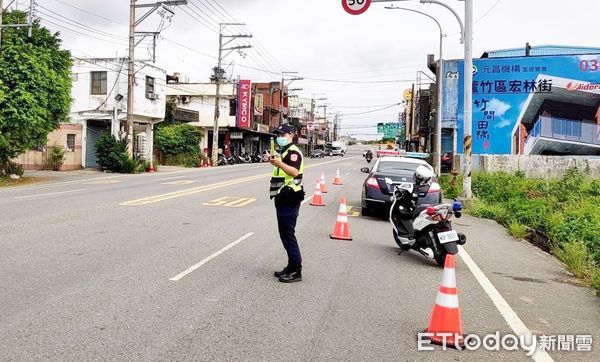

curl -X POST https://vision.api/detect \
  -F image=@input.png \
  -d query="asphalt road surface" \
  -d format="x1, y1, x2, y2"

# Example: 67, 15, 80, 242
1, 148, 598, 361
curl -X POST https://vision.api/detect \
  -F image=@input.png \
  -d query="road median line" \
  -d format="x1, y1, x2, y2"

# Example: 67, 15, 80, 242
120, 157, 352, 206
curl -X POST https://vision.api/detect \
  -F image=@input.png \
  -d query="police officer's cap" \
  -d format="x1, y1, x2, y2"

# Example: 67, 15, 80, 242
274, 124, 295, 134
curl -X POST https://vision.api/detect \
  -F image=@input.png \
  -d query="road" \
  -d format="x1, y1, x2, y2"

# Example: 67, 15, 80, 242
1, 148, 598, 361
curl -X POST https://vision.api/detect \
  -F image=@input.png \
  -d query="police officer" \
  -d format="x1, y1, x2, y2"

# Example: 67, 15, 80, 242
269, 124, 305, 283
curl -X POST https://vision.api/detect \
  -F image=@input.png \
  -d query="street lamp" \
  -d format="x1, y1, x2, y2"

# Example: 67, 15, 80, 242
374, 0, 472, 196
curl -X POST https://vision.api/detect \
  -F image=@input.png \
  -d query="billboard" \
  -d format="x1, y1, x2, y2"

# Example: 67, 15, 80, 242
237, 80, 251, 128
254, 93, 263, 116
444, 54, 600, 154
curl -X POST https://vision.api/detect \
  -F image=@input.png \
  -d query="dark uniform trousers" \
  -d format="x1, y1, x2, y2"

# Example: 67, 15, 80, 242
274, 197, 302, 271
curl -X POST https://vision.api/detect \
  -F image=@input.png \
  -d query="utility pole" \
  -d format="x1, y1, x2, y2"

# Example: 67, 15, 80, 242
126, 0, 187, 157
462, 0, 473, 198
0, 0, 4, 48
126, 0, 135, 157
280, 71, 302, 124
211, 23, 252, 166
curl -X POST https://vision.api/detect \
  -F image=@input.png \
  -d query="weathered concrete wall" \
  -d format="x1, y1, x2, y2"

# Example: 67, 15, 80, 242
475, 155, 600, 178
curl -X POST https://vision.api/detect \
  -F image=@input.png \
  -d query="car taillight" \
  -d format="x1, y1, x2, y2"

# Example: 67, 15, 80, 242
366, 177, 380, 189
428, 182, 441, 193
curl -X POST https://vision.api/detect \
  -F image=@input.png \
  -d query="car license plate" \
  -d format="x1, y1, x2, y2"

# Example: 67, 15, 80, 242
437, 230, 459, 244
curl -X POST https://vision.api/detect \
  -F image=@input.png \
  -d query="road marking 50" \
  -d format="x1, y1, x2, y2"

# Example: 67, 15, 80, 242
346, 206, 361, 217
203, 197, 256, 208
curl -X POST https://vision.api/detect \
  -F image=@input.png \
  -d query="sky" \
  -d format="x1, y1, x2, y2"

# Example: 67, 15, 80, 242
11, 0, 600, 140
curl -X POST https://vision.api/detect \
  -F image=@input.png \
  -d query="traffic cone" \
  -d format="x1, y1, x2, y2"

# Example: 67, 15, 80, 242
424, 254, 464, 348
310, 180, 325, 206
320, 172, 328, 193
332, 169, 343, 185
329, 197, 352, 241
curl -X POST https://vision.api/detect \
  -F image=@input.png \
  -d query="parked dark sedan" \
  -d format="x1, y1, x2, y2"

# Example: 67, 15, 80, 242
310, 149, 326, 158
360, 157, 442, 217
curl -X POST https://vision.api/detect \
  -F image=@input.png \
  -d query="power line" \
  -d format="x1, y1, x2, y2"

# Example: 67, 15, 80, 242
37, 16, 129, 48
36, 5, 127, 41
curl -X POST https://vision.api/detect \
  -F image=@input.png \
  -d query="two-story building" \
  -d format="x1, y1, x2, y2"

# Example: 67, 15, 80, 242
70, 58, 166, 167
15, 58, 166, 169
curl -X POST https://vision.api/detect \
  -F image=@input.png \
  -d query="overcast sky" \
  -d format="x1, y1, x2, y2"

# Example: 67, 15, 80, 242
18, 0, 600, 139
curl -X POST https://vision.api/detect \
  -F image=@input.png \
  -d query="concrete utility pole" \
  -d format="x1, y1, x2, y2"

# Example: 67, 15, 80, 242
280, 71, 303, 124
211, 23, 252, 166
126, 0, 187, 157
462, 0, 474, 198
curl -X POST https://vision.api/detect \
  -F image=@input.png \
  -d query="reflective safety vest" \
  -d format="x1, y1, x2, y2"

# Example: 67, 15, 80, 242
270, 144, 304, 198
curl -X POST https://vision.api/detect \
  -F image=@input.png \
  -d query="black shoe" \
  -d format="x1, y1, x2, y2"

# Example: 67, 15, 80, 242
278, 271, 302, 283
274, 268, 289, 278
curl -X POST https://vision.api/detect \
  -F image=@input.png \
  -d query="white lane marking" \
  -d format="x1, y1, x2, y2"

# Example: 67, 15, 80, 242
14, 189, 88, 199
458, 246, 554, 362
155, 175, 187, 182
170, 232, 255, 281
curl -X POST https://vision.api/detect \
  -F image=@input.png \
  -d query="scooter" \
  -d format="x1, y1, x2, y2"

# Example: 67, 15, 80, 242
365, 151, 373, 163
250, 153, 262, 163
388, 166, 466, 267
217, 153, 229, 166
237, 152, 252, 164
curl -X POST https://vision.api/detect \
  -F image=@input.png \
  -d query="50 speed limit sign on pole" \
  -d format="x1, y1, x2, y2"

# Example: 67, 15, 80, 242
342, 0, 371, 15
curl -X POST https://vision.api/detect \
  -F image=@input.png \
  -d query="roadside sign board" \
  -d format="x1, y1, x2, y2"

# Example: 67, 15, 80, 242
341, 0, 371, 15
307, 121, 314, 130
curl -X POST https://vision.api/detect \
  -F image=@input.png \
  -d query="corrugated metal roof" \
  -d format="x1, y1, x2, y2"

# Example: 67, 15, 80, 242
483, 45, 600, 58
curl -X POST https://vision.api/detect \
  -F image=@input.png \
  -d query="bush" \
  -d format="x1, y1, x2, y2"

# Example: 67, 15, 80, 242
51, 146, 65, 171
96, 133, 128, 172
438, 173, 463, 200
508, 221, 528, 240
469, 199, 510, 225
163, 154, 199, 168
2, 161, 24, 176
155, 123, 201, 162
552, 241, 596, 280
592, 270, 600, 296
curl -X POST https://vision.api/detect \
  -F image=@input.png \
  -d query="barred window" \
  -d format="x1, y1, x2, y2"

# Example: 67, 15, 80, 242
67, 134, 76, 152
91, 71, 107, 95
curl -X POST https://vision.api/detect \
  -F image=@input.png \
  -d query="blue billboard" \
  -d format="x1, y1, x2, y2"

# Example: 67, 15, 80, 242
443, 54, 600, 154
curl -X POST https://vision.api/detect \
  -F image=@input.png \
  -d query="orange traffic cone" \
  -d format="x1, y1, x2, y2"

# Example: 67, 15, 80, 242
148, 162, 155, 173
332, 169, 343, 185
329, 197, 352, 241
320, 172, 328, 193
310, 180, 325, 206
424, 254, 464, 348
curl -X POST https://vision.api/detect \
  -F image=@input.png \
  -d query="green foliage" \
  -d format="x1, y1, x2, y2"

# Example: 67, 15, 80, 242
592, 270, 600, 297
552, 242, 596, 280
2, 161, 24, 176
155, 123, 201, 167
95, 133, 128, 172
50, 146, 65, 170
119, 155, 137, 174
466, 168, 600, 294
0, 11, 72, 165
508, 221, 528, 240
438, 174, 463, 199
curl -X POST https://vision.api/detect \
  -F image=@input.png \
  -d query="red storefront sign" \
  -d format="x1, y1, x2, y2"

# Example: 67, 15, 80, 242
237, 80, 252, 128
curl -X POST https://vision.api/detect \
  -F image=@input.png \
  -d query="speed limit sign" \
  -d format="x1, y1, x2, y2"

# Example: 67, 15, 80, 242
342, 0, 372, 15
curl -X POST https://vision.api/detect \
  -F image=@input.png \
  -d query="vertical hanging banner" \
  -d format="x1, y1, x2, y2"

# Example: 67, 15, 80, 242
254, 94, 264, 116
237, 80, 252, 128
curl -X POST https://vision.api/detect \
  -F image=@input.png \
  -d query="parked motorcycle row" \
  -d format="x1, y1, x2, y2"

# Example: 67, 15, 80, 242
216, 151, 268, 166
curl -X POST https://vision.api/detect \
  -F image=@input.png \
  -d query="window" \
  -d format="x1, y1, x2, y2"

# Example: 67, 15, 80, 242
67, 134, 76, 152
146, 76, 155, 98
90, 71, 107, 95
377, 161, 429, 173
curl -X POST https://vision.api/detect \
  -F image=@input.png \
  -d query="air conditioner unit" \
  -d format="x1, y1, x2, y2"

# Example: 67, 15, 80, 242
181, 95, 190, 104
148, 93, 159, 101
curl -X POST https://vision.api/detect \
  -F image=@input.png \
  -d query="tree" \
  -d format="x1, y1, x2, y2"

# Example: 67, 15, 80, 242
0, 11, 72, 169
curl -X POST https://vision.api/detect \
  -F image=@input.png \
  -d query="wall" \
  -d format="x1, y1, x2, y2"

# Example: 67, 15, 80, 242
14, 124, 83, 171
468, 155, 600, 178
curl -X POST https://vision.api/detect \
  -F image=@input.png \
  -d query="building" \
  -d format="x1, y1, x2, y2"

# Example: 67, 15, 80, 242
15, 58, 166, 169
430, 45, 600, 156
288, 96, 312, 153
166, 80, 286, 158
